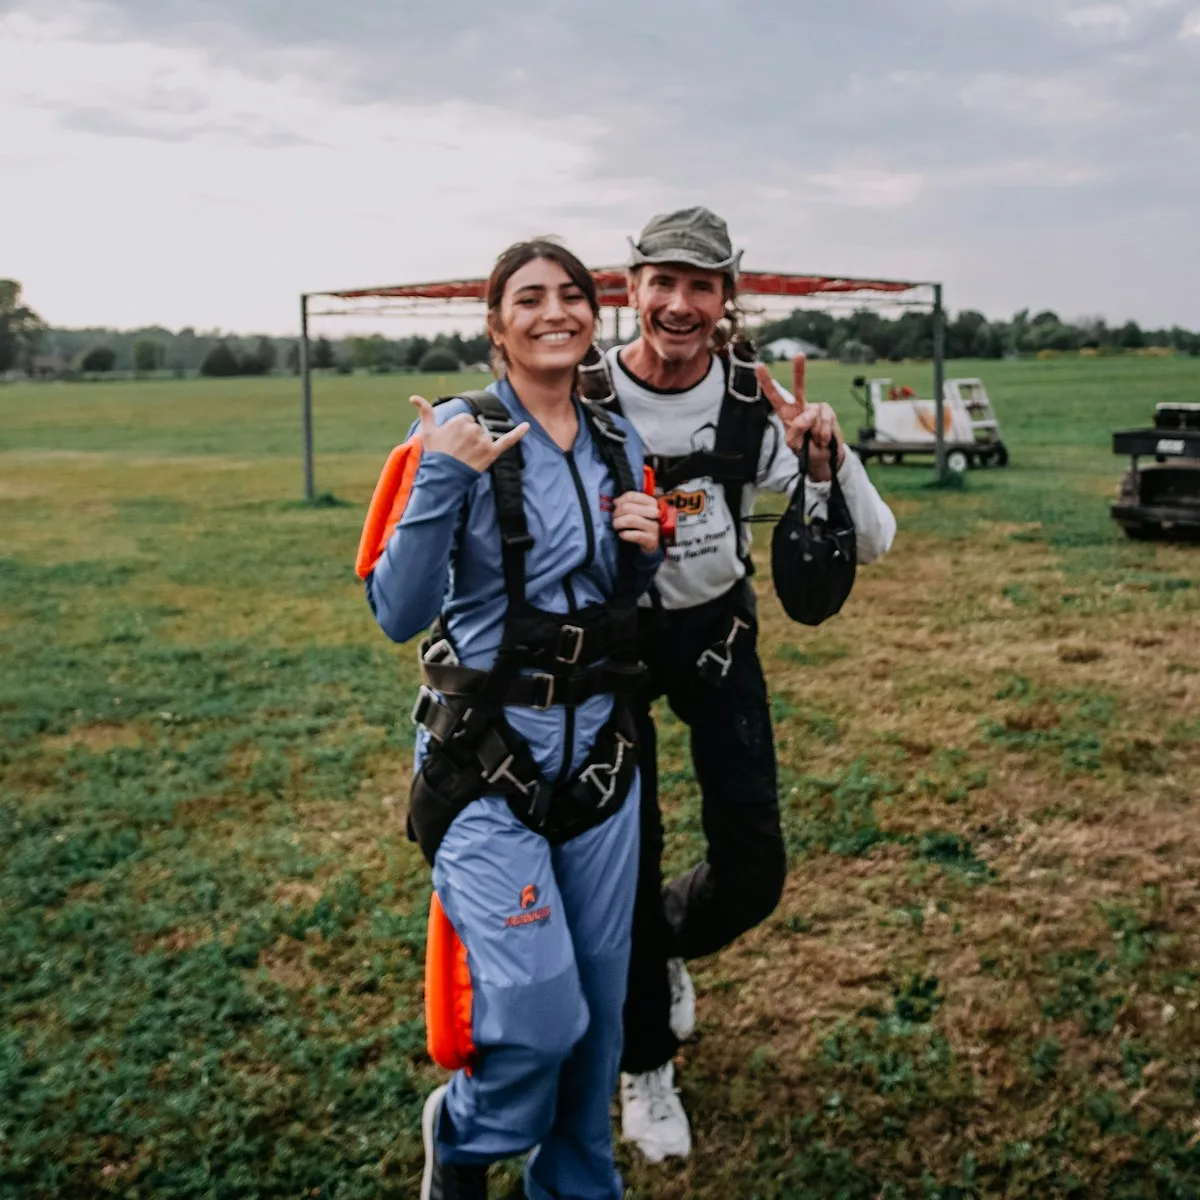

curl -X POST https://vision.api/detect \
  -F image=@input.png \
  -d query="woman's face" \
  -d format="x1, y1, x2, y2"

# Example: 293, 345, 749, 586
491, 257, 595, 376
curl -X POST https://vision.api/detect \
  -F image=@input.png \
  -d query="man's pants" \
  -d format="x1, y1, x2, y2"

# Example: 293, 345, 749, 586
432, 787, 640, 1200
621, 591, 787, 1074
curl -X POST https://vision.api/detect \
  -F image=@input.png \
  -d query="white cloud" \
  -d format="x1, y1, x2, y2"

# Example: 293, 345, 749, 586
800, 169, 925, 209
958, 71, 1115, 124
1062, 5, 1133, 32
1180, 7, 1200, 35
0, 11, 624, 331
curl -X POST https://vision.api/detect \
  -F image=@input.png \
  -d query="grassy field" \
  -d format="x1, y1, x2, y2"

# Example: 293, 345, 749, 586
2, 356, 1199, 1199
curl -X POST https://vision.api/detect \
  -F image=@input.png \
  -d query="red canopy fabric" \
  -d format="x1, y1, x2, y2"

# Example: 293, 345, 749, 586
324, 269, 921, 307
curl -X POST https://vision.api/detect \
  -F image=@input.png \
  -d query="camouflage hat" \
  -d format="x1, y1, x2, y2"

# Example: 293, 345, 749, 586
627, 206, 743, 281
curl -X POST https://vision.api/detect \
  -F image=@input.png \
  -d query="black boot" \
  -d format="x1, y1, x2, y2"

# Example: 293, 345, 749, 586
421, 1086, 488, 1200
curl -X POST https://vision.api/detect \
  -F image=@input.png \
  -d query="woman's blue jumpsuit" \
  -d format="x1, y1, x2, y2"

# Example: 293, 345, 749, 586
366, 380, 660, 1200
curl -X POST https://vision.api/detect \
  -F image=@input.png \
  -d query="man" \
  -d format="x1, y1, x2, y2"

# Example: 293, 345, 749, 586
585, 207, 898, 1161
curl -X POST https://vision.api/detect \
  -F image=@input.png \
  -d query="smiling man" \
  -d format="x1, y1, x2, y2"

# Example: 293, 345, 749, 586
588, 207, 899, 1161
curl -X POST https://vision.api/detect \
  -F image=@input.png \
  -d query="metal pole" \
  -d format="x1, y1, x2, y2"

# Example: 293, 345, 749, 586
613, 306, 621, 344
299, 293, 314, 501
932, 282, 946, 479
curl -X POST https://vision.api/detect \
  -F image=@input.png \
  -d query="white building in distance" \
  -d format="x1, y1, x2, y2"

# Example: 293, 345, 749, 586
763, 336, 828, 361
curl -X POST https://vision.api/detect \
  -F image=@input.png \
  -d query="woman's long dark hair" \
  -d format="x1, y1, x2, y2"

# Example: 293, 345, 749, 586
486, 239, 599, 376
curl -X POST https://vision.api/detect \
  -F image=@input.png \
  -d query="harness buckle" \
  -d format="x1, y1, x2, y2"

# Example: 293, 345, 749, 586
695, 615, 751, 684
530, 672, 556, 710
483, 753, 532, 796
578, 731, 634, 807
728, 362, 760, 404
502, 530, 536, 552
422, 637, 458, 666
411, 686, 437, 730
556, 624, 586, 665
476, 413, 515, 438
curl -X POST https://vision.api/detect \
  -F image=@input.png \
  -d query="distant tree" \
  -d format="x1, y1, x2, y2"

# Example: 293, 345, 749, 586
312, 336, 337, 369
947, 310, 988, 359
199, 341, 241, 377
418, 347, 461, 372
1076, 316, 1108, 350
286, 342, 301, 374
80, 346, 116, 373
133, 338, 166, 373
402, 335, 431, 369
349, 335, 395, 373
1008, 309, 1031, 355
248, 336, 277, 374
1169, 327, 1200, 355
1116, 320, 1145, 350
0, 279, 45, 372
837, 339, 876, 365
970, 322, 1001, 359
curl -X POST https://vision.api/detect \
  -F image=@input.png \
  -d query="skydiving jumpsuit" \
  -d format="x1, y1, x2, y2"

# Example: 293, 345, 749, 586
604, 348, 898, 1075
364, 378, 661, 1200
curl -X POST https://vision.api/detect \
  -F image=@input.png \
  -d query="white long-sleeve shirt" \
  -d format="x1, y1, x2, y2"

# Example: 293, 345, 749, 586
606, 347, 897, 610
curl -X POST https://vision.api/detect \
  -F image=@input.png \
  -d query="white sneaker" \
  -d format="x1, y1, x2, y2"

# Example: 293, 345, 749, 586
620, 1063, 692, 1163
667, 957, 695, 1041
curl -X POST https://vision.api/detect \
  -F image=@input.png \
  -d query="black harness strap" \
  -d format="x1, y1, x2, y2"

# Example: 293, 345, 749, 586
406, 387, 646, 863
582, 342, 772, 570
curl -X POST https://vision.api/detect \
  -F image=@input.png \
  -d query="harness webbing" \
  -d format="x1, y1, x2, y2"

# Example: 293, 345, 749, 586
405, 388, 645, 862
578, 344, 771, 568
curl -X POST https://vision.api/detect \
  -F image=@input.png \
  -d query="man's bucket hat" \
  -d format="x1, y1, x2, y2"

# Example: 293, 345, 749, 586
627, 206, 743, 281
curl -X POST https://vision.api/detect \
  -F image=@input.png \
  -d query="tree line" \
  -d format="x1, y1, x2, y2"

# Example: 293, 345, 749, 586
757, 307, 1200, 362
4, 275, 1199, 381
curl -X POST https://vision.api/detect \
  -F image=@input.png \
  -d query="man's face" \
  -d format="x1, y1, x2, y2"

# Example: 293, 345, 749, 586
628, 264, 728, 365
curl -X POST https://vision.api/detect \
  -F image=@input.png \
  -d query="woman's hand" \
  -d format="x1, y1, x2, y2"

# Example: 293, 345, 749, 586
754, 364, 846, 482
612, 491, 662, 553
412, 395, 529, 471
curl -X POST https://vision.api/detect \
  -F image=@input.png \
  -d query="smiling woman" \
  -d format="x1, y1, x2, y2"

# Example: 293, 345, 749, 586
357, 239, 665, 1199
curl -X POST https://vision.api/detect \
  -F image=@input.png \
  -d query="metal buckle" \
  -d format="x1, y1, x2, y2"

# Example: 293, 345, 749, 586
421, 637, 458, 666
410, 685, 436, 729
578, 351, 616, 406
696, 645, 734, 682
556, 625, 586, 665
695, 615, 750, 683
482, 753, 532, 796
530, 672, 556, 710
578, 732, 634, 807
728, 361, 760, 403
591, 411, 628, 443
476, 413, 515, 438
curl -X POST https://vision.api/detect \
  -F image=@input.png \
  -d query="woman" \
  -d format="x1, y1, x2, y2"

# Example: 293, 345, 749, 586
356, 240, 663, 1200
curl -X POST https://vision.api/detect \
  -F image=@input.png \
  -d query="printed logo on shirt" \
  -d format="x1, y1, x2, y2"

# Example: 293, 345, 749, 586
663, 488, 707, 518
520, 884, 538, 910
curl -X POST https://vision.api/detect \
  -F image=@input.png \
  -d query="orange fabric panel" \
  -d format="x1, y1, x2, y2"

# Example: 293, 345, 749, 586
642, 464, 656, 496
354, 437, 423, 580
425, 891, 476, 1072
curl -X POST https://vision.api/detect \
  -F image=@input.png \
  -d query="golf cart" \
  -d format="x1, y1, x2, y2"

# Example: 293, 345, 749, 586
851, 376, 1009, 472
1110, 403, 1200, 540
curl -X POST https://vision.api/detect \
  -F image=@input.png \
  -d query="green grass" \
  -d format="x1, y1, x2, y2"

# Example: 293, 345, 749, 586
2, 357, 1200, 1198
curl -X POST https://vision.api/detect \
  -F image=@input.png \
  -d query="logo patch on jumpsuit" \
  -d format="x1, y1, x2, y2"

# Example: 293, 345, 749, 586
506, 884, 551, 927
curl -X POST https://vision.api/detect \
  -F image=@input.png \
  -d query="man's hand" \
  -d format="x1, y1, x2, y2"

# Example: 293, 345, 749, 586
412, 395, 529, 471
754, 363, 846, 483
612, 491, 661, 553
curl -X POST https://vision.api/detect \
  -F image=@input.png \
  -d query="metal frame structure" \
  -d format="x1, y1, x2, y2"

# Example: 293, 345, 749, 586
298, 268, 946, 499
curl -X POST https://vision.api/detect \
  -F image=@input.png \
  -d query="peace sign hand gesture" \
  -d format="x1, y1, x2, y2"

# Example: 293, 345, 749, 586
754, 364, 846, 483
411, 395, 530, 472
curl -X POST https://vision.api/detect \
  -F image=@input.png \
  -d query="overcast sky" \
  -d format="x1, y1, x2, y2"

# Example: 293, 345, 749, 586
2, 0, 1198, 335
